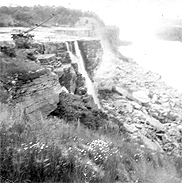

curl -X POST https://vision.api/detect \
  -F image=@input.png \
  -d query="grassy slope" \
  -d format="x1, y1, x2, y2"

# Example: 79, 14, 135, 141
0, 102, 182, 183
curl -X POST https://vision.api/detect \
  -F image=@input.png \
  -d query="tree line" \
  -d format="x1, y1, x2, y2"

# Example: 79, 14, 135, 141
0, 5, 105, 27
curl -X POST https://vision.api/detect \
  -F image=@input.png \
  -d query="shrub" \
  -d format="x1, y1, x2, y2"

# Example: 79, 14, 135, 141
0, 103, 182, 183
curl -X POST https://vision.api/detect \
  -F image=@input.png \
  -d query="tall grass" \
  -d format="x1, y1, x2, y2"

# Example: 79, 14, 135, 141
0, 103, 182, 183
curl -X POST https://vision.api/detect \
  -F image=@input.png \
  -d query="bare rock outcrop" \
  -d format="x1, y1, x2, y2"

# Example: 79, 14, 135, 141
16, 73, 62, 117
0, 53, 62, 118
33, 39, 103, 79
8, 70, 62, 118
0, 38, 104, 119
77, 40, 103, 79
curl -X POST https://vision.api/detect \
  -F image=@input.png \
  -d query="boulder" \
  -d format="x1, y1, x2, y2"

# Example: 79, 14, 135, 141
132, 90, 150, 104
123, 123, 138, 133
130, 101, 142, 110
96, 79, 114, 92
113, 86, 128, 97
146, 116, 164, 130
114, 100, 133, 113
59, 66, 77, 94
140, 134, 164, 153
36, 54, 56, 65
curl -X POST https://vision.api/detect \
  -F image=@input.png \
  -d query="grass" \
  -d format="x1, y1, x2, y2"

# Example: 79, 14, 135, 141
0, 56, 51, 103
0, 103, 182, 183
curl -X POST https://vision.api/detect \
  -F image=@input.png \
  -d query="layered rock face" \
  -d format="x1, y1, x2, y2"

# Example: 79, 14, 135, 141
35, 40, 103, 95
13, 73, 62, 117
77, 40, 103, 79
34, 39, 103, 75
0, 66, 62, 118
0, 39, 103, 119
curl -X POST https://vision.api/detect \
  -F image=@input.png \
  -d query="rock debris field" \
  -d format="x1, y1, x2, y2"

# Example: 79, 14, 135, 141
96, 49, 182, 156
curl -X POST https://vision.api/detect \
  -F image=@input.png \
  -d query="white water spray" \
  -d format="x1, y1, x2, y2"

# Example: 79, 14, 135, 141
65, 42, 70, 51
74, 41, 100, 108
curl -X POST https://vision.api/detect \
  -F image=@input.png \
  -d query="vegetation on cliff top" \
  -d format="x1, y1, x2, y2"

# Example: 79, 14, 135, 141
0, 5, 105, 27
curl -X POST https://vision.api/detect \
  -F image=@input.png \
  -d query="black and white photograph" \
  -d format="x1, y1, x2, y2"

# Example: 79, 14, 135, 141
1, 0, 182, 182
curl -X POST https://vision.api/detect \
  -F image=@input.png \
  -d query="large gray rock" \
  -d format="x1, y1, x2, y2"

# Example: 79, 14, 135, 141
132, 90, 150, 104
113, 86, 128, 97
9, 70, 62, 118
114, 100, 133, 114
59, 65, 77, 94
146, 116, 164, 130
36, 54, 56, 64
140, 134, 164, 153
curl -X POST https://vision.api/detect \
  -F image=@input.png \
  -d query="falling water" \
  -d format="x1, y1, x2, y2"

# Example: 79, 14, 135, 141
74, 41, 100, 108
65, 41, 70, 51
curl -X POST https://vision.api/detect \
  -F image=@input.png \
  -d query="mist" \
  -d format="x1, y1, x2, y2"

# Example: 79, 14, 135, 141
93, 1, 182, 93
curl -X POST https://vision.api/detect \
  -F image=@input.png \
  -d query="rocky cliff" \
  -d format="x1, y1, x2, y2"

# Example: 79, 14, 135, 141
13, 73, 62, 118
34, 39, 103, 76
0, 38, 103, 120
77, 39, 103, 79
2, 31, 182, 157
0, 58, 62, 118
2, 27, 182, 183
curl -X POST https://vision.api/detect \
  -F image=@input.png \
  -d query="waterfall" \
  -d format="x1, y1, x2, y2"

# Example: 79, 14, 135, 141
74, 41, 100, 108
65, 42, 70, 51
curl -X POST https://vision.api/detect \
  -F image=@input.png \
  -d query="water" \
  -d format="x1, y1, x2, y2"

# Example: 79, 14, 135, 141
65, 42, 70, 51
119, 32, 182, 93
66, 41, 100, 108
73, 41, 101, 108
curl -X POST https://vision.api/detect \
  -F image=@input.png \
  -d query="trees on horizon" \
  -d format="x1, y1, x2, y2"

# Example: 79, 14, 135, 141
0, 5, 105, 27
